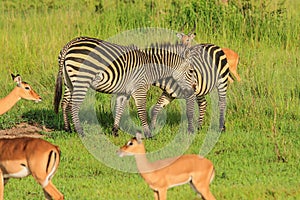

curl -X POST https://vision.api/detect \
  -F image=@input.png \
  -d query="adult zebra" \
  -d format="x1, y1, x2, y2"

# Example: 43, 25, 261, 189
54, 37, 197, 137
151, 37, 229, 132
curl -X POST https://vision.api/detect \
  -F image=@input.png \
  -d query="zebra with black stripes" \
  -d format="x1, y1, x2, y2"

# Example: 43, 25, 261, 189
151, 41, 229, 132
54, 37, 197, 137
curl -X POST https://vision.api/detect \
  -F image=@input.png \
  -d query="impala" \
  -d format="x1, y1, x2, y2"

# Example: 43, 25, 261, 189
118, 132, 216, 200
221, 48, 241, 83
0, 74, 42, 115
177, 30, 241, 83
0, 137, 64, 200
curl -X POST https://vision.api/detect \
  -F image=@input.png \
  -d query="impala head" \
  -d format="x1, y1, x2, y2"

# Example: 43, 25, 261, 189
177, 23, 196, 47
11, 74, 42, 102
118, 132, 145, 157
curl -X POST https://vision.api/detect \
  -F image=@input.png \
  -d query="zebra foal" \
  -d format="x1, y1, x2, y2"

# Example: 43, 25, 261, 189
151, 34, 229, 132
54, 37, 197, 137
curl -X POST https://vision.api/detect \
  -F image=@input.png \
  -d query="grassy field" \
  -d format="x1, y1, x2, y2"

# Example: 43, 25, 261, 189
0, 0, 299, 199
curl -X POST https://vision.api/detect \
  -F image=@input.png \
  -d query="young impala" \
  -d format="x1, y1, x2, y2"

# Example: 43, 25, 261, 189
0, 74, 42, 115
177, 30, 241, 83
118, 132, 216, 200
0, 137, 64, 200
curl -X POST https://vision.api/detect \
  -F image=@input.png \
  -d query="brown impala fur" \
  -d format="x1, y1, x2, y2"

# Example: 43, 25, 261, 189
177, 31, 241, 83
118, 132, 216, 200
221, 48, 241, 82
0, 137, 64, 200
0, 74, 42, 115
0, 74, 62, 199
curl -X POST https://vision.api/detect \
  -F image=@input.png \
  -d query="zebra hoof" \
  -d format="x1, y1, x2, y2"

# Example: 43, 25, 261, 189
220, 126, 226, 132
188, 129, 195, 134
63, 126, 71, 133
76, 128, 85, 137
144, 132, 153, 139
78, 132, 86, 137
112, 127, 119, 137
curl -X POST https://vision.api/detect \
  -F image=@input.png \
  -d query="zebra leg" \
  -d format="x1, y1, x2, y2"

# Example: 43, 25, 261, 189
69, 86, 90, 136
132, 90, 152, 138
196, 95, 207, 130
150, 92, 174, 130
61, 86, 71, 132
112, 95, 130, 136
185, 94, 196, 133
217, 75, 228, 132
70, 101, 85, 136
218, 94, 226, 132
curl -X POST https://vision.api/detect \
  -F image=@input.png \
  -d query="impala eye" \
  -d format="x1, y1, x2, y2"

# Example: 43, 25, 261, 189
25, 86, 30, 90
127, 141, 133, 146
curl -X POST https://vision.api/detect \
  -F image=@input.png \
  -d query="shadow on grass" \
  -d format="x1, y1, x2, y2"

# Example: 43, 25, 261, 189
22, 108, 115, 132
21, 107, 186, 134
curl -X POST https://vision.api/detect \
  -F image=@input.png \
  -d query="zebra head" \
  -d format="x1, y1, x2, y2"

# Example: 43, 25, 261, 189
170, 43, 198, 97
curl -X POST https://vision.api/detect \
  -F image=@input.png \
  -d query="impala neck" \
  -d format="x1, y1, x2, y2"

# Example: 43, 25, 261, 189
0, 87, 21, 115
134, 153, 155, 174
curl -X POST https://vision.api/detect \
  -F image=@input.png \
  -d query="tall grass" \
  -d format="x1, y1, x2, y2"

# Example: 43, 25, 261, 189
0, 0, 299, 199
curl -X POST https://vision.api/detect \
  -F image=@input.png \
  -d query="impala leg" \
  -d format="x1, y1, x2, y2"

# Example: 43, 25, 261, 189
196, 96, 207, 129
153, 191, 159, 200
112, 95, 130, 136
190, 180, 215, 200
31, 155, 63, 200
198, 188, 216, 200
0, 170, 4, 200
157, 189, 167, 200
132, 89, 152, 138
43, 181, 64, 200
150, 92, 173, 130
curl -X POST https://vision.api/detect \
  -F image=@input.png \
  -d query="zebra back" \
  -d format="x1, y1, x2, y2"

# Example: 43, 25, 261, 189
190, 43, 229, 96
144, 42, 196, 98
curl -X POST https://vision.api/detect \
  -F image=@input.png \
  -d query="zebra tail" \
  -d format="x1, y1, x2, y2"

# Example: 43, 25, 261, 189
54, 53, 63, 114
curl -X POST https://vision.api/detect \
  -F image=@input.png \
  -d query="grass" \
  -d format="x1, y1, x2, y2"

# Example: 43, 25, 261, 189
0, 0, 299, 199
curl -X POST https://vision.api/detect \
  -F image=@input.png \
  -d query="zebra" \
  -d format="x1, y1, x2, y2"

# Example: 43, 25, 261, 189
177, 30, 240, 83
150, 33, 229, 132
54, 37, 197, 137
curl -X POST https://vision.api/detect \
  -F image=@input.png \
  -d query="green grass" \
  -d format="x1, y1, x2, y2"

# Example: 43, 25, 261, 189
0, 0, 299, 199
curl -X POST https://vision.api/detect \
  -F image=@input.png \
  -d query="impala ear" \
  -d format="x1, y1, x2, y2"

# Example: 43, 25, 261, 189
11, 74, 22, 86
135, 132, 143, 143
188, 33, 196, 40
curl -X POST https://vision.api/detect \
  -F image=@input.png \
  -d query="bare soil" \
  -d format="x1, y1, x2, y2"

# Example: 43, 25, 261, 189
0, 122, 52, 138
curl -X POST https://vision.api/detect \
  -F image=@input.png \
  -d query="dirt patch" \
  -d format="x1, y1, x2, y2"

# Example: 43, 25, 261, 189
0, 122, 52, 138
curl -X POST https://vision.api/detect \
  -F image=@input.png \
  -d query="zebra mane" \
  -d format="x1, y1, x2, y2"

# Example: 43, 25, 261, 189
143, 42, 189, 58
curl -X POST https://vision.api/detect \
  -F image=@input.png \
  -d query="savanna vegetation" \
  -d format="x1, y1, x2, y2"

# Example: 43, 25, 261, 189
0, 0, 299, 199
